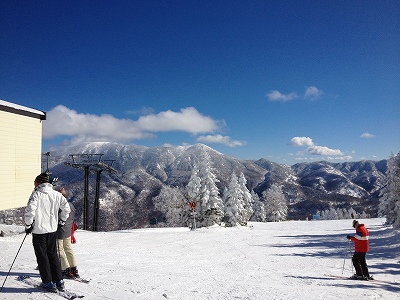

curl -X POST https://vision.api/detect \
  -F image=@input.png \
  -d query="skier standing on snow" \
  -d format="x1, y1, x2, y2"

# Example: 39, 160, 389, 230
24, 173, 70, 292
346, 220, 373, 280
57, 187, 80, 279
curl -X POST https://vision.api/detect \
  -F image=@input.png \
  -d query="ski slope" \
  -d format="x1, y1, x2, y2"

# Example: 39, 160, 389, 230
1, 218, 399, 299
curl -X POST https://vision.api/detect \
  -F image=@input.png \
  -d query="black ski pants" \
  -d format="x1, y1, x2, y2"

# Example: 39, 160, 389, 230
352, 251, 369, 277
32, 232, 62, 284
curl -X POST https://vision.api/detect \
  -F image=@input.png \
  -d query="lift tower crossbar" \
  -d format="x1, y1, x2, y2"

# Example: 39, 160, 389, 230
64, 154, 117, 231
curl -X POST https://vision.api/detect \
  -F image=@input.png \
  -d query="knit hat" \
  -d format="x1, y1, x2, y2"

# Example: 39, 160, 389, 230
352, 220, 359, 228
35, 173, 49, 184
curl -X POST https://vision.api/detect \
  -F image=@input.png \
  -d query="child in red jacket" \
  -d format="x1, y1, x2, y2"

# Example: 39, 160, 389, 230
347, 220, 373, 280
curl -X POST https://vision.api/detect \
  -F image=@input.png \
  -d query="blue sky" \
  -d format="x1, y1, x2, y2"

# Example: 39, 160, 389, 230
1, 1, 399, 164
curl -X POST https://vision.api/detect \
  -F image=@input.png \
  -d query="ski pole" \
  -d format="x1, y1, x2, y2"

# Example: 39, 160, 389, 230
342, 239, 353, 275
342, 240, 348, 275
346, 239, 354, 274
349, 240, 354, 274
0, 233, 28, 293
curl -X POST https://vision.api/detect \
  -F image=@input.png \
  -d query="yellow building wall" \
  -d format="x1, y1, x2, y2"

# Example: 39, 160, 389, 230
0, 110, 43, 210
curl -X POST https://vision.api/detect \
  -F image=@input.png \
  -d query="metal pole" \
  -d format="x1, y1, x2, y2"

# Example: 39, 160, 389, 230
83, 166, 90, 230
192, 208, 196, 231
92, 170, 102, 231
342, 239, 352, 275
342, 241, 347, 275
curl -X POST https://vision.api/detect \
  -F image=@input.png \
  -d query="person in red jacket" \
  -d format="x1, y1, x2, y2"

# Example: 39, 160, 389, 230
347, 220, 373, 280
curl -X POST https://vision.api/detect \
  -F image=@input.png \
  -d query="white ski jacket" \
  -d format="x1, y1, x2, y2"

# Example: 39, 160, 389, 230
24, 183, 70, 234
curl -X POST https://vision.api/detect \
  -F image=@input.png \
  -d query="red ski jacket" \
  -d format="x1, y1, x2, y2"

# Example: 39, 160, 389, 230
350, 224, 369, 252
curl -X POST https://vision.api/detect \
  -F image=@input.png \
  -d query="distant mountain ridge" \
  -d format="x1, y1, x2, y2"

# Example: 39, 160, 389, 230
45, 142, 387, 230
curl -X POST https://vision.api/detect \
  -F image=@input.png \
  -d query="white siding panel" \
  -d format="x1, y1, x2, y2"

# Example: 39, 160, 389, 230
0, 110, 42, 210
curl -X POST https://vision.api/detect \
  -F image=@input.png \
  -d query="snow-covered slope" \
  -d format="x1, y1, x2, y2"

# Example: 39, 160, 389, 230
0, 218, 399, 300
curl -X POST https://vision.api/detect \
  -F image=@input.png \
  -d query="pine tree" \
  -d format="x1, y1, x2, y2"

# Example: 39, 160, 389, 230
379, 152, 400, 228
186, 150, 224, 227
348, 207, 357, 219
238, 172, 254, 224
326, 208, 338, 220
223, 174, 244, 226
187, 164, 201, 203
250, 190, 265, 222
186, 163, 202, 229
262, 184, 288, 222
153, 186, 189, 227
336, 208, 346, 220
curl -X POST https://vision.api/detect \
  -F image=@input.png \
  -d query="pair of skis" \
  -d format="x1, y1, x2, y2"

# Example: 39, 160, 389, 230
17, 275, 86, 299
65, 276, 90, 284
325, 274, 390, 284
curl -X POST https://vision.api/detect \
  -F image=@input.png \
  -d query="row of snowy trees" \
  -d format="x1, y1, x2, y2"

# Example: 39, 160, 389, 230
153, 151, 288, 228
379, 151, 400, 229
316, 207, 368, 220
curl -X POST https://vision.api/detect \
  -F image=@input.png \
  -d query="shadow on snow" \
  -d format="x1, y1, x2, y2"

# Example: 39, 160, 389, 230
284, 275, 400, 293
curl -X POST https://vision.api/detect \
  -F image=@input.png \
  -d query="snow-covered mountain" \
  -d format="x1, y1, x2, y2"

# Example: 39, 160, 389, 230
35, 142, 388, 230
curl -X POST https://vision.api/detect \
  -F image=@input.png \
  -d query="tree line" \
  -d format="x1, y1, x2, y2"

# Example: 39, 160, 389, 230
153, 151, 288, 228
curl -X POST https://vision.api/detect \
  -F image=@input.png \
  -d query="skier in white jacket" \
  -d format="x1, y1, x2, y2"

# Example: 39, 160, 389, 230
24, 173, 70, 293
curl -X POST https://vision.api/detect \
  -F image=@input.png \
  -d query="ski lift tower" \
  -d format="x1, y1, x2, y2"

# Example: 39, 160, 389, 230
42, 152, 59, 185
64, 154, 117, 231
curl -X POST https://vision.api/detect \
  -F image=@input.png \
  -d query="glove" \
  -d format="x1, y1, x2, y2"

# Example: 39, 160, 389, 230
346, 235, 351, 240
58, 219, 66, 231
71, 234, 76, 244
25, 224, 33, 235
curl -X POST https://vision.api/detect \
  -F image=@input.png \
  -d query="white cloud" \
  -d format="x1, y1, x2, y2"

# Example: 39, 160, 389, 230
125, 106, 155, 116
266, 90, 298, 102
290, 136, 314, 147
197, 134, 246, 147
43, 105, 149, 141
43, 105, 220, 143
304, 86, 323, 99
326, 155, 353, 161
307, 145, 344, 156
290, 136, 344, 157
266, 86, 323, 102
136, 107, 218, 134
360, 132, 375, 139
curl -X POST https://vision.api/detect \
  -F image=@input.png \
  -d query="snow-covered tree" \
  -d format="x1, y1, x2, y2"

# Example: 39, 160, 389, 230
153, 186, 189, 227
379, 152, 400, 228
186, 151, 224, 227
250, 190, 260, 220
326, 208, 338, 220
262, 184, 288, 222
187, 165, 201, 203
238, 172, 254, 224
348, 207, 357, 219
223, 174, 244, 226
318, 207, 361, 220
222, 172, 255, 226
250, 190, 266, 222
336, 208, 346, 220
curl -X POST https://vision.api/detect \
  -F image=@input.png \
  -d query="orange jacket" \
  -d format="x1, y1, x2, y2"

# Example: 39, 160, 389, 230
350, 224, 369, 252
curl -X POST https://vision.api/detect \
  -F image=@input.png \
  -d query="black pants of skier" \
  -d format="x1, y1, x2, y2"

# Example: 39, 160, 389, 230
352, 251, 369, 277
32, 232, 62, 284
